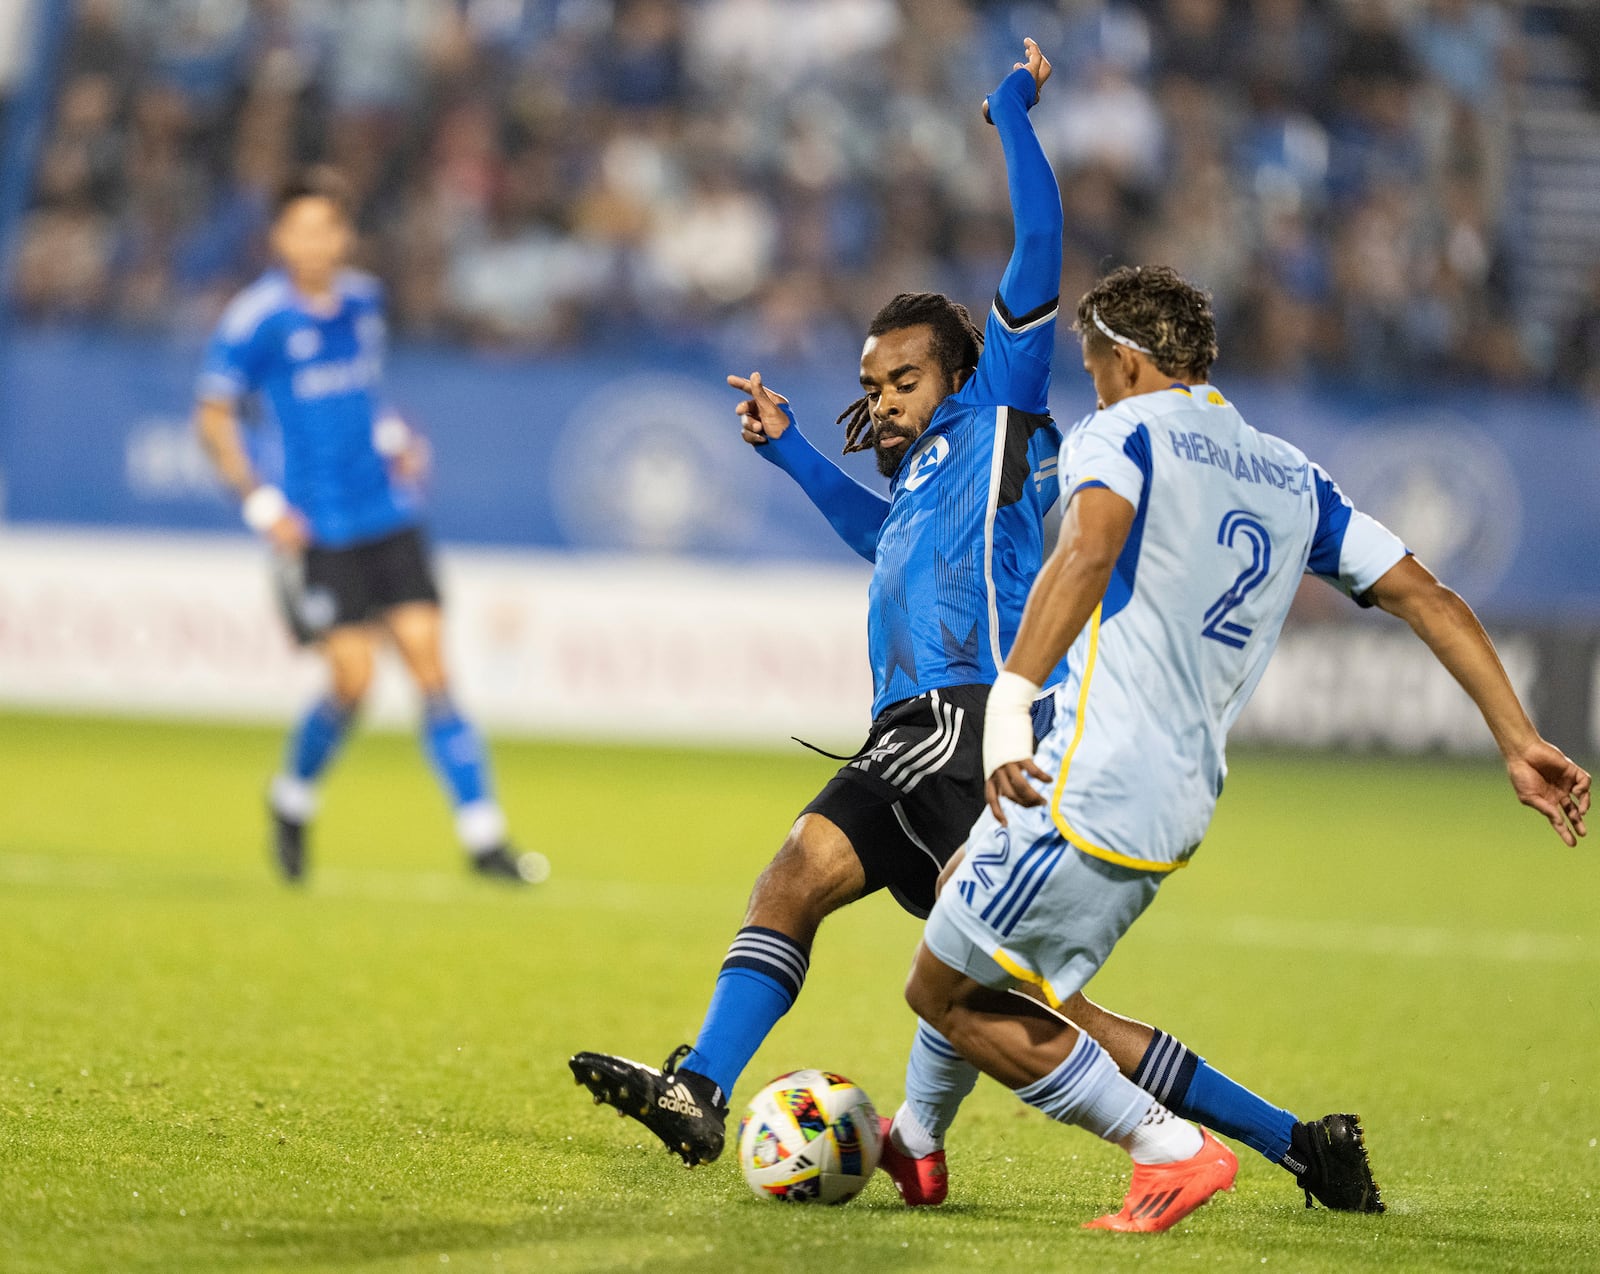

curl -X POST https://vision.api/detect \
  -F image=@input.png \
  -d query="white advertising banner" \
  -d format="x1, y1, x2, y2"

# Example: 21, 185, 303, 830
0, 530, 877, 746
0, 531, 1552, 755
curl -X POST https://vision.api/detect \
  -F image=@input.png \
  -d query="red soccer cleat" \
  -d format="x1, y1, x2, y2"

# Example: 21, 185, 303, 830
877, 1115, 949, 1206
1083, 1129, 1239, 1233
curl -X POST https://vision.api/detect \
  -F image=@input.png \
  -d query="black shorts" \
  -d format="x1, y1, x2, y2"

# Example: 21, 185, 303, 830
276, 525, 440, 644
800, 684, 988, 920
802, 685, 1058, 919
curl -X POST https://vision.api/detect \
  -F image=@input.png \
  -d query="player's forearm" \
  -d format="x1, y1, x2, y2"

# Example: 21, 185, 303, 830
1004, 543, 1115, 687
1391, 583, 1538, 757
990, 66, 1062, 319
759, 421, 887, 561
194, 400, 259, 499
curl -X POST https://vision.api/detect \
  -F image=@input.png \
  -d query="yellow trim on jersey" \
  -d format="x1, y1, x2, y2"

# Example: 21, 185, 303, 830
1169, 385, 1193, 397
989, 947, 1062, 1008
1048, 603, 1191, 876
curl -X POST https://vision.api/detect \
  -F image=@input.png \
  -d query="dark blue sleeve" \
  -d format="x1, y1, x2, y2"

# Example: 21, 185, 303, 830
756, 407, 888, 562
959, 65, 1062, 414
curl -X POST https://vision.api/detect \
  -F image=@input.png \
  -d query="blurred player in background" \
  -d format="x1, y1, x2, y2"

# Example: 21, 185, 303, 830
903, 264, 1592, 1232
570, 43, 1381, 1216
195, 167, 544, 886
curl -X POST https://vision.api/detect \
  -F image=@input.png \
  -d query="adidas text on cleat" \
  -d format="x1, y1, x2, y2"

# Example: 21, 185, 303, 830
1084, 1130, 1239, 1233
1284, 1113, 1385, 1213
877, 1115, 948, 1206
569, 1045, 728, 1166
270, 806, 308, 883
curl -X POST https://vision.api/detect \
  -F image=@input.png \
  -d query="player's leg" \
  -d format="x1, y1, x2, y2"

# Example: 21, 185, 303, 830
909, 821, 1237, 1231
266, 541, 378, 880
571, 689, 962, 1164
380, 543, 536, 881
570, 809, 870, 1165
269, 623, 373, 880
905, 941, 1235, 1233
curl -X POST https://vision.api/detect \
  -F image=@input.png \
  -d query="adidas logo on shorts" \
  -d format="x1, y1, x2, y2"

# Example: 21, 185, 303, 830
657, 1083, 702, 1117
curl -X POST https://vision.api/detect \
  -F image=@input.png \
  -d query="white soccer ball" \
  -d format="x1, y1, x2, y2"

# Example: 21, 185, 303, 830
736, 1069, 882, 1204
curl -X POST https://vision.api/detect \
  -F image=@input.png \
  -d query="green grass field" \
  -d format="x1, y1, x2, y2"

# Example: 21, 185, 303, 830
1, 711, 1595, 1273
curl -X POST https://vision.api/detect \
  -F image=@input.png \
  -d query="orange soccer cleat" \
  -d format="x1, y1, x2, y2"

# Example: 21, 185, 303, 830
1083, 1129, 1239, 1233
877, 1115, 949, 1206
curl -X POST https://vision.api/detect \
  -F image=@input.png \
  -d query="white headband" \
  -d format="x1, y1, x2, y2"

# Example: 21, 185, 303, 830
1091, 307, 1154, 356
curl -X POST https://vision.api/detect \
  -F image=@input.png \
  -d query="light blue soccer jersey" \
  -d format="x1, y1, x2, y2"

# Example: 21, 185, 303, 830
1036, 383, 1409, 869
198, 269, 418, 549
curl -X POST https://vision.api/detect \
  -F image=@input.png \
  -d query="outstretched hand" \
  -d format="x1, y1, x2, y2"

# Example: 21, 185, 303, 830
1016, 36, 1052, 97
984, 37, 1052, 122
726, 371, 792, 446
1506, 739, 1591, 847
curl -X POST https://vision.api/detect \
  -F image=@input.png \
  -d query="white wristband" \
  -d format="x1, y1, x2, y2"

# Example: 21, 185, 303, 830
983, 669, 1043, 780
242, 484, 288, 534
373, 413, 410, 458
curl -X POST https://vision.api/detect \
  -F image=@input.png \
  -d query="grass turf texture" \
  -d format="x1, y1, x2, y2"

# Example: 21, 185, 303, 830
0, 712, 1595, 1274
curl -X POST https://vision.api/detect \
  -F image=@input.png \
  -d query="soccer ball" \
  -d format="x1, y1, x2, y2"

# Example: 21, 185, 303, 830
736, 1069, 882, 1204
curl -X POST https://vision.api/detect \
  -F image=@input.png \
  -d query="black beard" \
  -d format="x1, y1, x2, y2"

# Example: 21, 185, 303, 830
873, 428, 914, 477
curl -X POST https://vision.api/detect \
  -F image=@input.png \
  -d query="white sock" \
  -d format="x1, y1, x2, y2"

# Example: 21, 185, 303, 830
456, 800, 507, 854
898, 1020, 978, 1156
1014, 1030, 1198, 1158
1119, 1101, 1205, 1165
890, 1102, 942, 1159
270, 774, 317, 823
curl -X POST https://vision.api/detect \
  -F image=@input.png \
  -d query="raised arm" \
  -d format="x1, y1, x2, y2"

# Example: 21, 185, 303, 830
729, 372, 888, 562
965, 39, 1062, 412
1366, 555, 1590, 847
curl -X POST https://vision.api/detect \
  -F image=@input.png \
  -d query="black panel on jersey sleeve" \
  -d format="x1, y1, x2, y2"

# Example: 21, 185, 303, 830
993, 291, 1060, 332
997, 408, 1056, 510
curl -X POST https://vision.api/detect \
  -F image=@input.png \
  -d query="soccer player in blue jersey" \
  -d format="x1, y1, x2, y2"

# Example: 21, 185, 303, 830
571, 45, 1382, 1214
901, 263, 1592, 1231
195, 168, 542, 885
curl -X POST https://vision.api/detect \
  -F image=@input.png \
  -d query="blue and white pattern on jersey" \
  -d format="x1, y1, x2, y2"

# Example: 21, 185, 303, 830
926, 382, 1408, 1004
1043, 383, 1410, 871
199, 268, 418, 549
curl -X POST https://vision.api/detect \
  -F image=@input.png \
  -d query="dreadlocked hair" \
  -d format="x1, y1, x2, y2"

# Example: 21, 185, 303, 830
838, 292, 985, 454
1073, 265, 1218, 380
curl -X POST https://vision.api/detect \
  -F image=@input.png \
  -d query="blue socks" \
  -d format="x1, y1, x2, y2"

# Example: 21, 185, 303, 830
422, 694, 491, 806
1132, 1030, 1296, 1163
271, 697, 355, 823
682, 926, 809, 1099
290, 696, 354, 782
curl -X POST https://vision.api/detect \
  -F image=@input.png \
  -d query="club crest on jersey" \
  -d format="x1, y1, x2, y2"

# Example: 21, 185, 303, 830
903, 435, 950, 491
287, 327, 322, 361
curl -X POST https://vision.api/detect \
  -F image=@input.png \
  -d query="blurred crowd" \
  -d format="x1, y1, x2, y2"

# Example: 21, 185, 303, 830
10, 0, 1600, 391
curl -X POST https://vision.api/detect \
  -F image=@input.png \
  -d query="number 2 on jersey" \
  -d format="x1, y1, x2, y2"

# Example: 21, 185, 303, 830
1201, 511, 1271, 649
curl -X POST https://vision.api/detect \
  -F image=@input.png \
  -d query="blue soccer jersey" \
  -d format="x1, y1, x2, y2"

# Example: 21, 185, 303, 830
198, 268, 418, 549
760, 65, 1064, 716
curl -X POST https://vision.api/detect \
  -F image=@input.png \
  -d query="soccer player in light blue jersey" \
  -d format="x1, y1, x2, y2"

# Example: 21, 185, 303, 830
196, 168, 542, 885
571, 46, 1381, 1212
903, 264, 1592, 1232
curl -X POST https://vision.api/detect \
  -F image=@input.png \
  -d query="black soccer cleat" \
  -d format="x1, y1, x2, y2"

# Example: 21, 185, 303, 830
470, 845, 549, 884
1283, 1113, 1385, 1213
569, 1044, 728, 1166
270, 807, 308, 883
